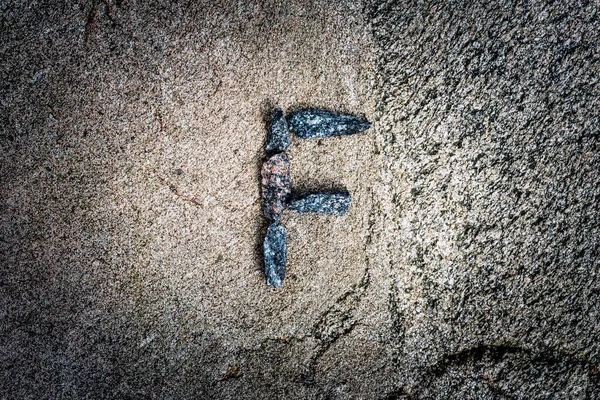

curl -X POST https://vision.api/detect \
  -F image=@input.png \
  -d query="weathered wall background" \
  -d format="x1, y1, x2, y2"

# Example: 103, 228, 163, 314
371, 0, 600, 397
1, 0, 599, 398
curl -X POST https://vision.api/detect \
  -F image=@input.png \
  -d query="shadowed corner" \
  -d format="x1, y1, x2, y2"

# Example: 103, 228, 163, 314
291, 183, 350, 193
254, 214, 270, 277
260, 99, 278, 146
285, 103, 369, 119
253, 99, 277, 277
253, 150, 269, 278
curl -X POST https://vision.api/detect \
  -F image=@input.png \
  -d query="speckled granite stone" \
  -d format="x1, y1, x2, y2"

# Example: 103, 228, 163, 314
288, 190, 352, 216
266, 107, 290, 153
287, 109, 371, 139
261, 152, 291, 221
263, 222, 287, 288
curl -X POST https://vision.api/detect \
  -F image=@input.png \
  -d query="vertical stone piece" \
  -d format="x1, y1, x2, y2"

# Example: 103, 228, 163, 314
264, 222, 287, 288
288, 190, 352, 216
287, 109, 371, 139
266, 107, 290, 153
261, 152, 291, 221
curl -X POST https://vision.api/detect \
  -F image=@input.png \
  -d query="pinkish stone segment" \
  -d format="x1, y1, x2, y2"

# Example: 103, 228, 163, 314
261, 152, 291, 221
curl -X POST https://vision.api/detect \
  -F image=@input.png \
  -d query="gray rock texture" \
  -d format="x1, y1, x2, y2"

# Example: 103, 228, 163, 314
266, 107, 290, 153
289, 190, 352, 216
287, 109, 372, 139
263, 222, 287, 288
1, 0, 599, 399
370, 0, 600, 397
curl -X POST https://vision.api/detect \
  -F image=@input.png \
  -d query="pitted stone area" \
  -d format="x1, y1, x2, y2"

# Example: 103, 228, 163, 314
261, 152, 291, 222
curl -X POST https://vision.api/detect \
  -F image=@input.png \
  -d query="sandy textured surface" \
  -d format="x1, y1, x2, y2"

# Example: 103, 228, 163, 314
1, 0, 599, 398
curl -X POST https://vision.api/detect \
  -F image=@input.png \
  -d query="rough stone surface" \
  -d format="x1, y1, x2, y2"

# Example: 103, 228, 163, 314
263, 222, 287, 288
370, 0, 600, 397
287, 109, 372, 139
265, 107, 290, 153
288, 190, 352, 216
2, 0, 599, 399
261, 152, 291, 221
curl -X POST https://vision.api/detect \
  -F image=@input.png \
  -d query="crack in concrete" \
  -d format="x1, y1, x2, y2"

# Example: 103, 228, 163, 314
154, 171, 203, 207
297, 188, 377, 387
413, 342, 600, 397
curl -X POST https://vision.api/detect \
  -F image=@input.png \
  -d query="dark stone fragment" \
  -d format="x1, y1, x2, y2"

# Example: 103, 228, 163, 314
264, 222, 287, 288
261, 152, 291, 221
266, 107, 290, 153
288, 190, 352, 216
287, 109, 371, 139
